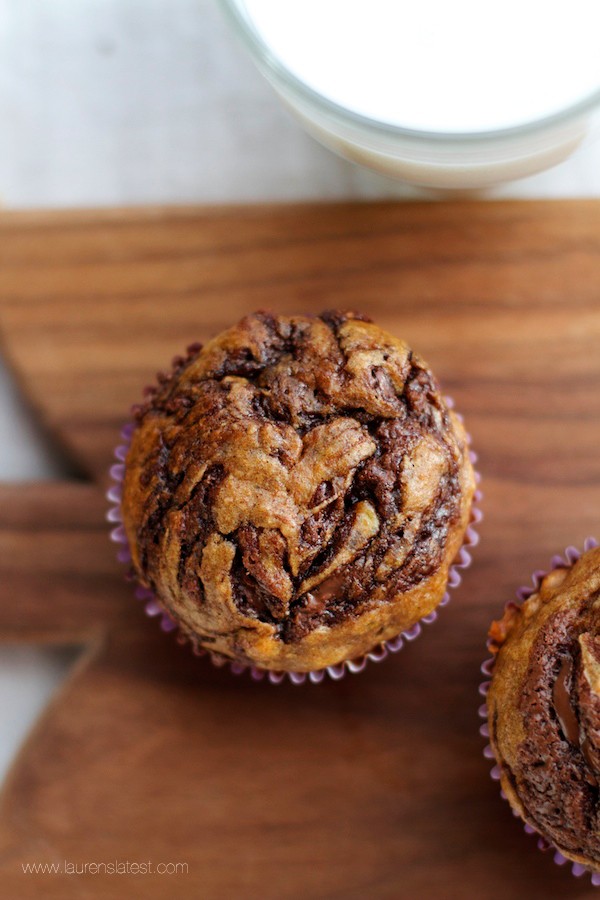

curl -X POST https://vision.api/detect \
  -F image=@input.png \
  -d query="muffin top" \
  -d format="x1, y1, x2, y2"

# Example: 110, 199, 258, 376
488, 546, 600, 867
121, 310, 474, 670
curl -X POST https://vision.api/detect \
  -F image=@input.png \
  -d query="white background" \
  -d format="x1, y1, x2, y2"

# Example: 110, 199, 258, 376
1, 0, 600, 783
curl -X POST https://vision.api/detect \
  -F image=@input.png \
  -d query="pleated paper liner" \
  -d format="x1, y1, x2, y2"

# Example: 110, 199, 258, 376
479, 538, 600, 886
108, 392, 480, 685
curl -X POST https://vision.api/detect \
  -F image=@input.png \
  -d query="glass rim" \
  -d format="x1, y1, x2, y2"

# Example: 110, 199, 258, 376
219, 0, 600, 144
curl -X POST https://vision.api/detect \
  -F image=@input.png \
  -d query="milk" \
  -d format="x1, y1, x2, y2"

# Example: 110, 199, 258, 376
233, 0, 600, 186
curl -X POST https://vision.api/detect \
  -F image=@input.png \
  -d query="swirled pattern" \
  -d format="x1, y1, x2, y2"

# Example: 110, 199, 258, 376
122, 310, 474, 671
488, 547, 600, 869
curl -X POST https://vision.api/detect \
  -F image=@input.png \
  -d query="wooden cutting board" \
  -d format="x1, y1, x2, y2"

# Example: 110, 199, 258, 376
0, 201, 600, 900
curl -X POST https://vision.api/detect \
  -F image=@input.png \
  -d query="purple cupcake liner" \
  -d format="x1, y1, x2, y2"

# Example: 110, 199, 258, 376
480, 537, 600, 886
108, 393, 481, 685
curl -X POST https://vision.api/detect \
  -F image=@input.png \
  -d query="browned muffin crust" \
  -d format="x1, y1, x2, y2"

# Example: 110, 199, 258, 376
487, 547, 600, 869
122, 310, 475, 671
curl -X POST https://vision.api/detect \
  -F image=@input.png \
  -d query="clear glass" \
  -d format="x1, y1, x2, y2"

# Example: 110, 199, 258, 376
219, 0, 600, 189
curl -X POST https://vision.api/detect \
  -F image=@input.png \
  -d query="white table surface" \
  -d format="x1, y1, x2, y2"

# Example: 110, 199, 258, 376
1, 0, 600, 787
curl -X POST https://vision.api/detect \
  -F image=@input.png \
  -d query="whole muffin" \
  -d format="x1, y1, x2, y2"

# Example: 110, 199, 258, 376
487, 544, 600, 872
121, 310, 475, 672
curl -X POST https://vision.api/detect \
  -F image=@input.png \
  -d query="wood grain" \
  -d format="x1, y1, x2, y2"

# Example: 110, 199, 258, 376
0, 201, 599, 898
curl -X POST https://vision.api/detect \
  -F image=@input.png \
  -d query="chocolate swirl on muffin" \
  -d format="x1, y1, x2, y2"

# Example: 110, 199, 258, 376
487, 546, 600, 869
121, 310, 475, 671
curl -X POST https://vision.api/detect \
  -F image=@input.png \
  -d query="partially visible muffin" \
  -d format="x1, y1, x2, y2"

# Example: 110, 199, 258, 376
121, 310, 475, 672
487, 544, 600, 871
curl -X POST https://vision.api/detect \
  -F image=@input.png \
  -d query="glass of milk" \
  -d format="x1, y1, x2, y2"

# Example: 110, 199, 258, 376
219, 0, 600, 189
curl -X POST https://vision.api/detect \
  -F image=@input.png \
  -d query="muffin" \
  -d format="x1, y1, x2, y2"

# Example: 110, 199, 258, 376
118, 309, 476, 673
485, 540, 600, 875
